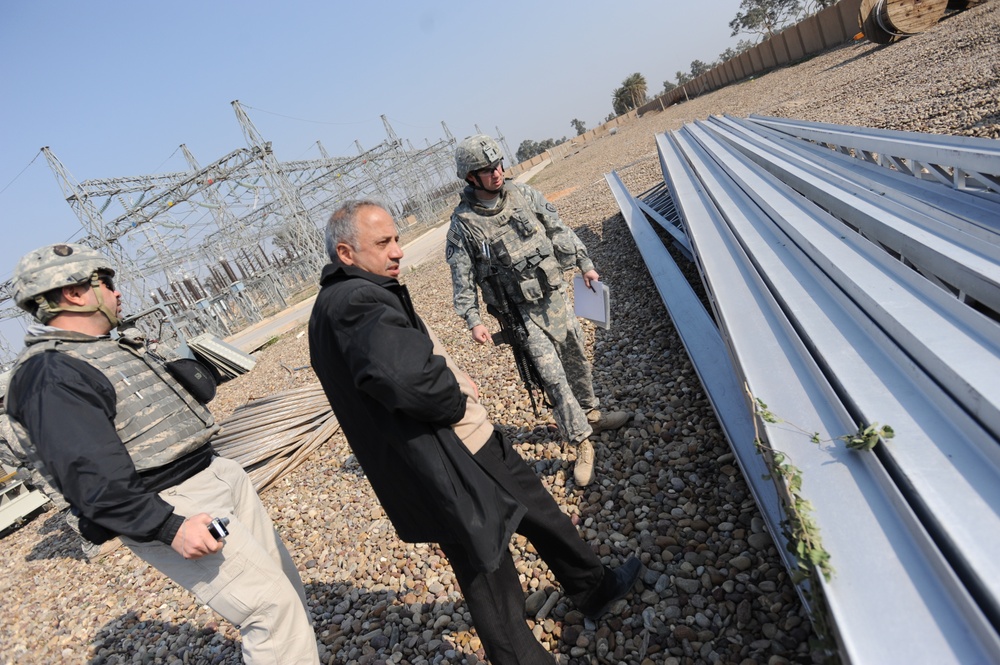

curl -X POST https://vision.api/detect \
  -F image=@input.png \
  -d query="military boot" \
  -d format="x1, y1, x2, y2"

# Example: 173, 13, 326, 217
574, 439, 596, 487
587, 409, 630, 434
85, 537, 123, 562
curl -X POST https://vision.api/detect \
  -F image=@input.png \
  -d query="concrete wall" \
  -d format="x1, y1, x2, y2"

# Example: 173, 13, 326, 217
504, 0, 864, 178
636, 0, 864, 115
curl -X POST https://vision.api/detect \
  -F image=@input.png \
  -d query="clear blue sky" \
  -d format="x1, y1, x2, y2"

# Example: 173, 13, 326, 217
0, 0, 743, 347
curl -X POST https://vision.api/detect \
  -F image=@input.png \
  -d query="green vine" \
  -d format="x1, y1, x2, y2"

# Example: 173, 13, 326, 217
750, 430, 833, 583
754, 397, 823, 444
750, 396, 836, 660
840, 422, 894, 451
753, 397, 894, 453
750, 393, 894, 662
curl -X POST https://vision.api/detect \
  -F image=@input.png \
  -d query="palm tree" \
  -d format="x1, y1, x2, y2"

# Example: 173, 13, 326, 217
611, 87, 631, 116
621, 73, 648, 110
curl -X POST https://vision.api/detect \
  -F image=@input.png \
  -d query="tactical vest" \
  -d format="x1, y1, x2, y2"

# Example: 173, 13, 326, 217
452, 184, 566, 308
7, 331, 219, 495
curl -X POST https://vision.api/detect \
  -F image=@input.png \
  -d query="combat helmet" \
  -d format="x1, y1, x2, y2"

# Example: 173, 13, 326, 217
12, 243, 119, 327
455, 134, 503, 179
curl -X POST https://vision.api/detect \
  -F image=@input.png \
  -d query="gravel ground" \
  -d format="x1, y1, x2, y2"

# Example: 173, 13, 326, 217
2, 5, 998, 664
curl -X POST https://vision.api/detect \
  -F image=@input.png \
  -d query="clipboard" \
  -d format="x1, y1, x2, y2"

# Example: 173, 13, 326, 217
573, 275, 610, 329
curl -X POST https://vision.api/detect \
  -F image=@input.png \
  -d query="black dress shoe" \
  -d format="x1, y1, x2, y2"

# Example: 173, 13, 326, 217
579, 556, 642, 619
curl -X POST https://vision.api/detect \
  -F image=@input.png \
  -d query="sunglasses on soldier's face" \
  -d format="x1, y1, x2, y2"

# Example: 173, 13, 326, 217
98, 274, 115, 291
474, 161, 503, 176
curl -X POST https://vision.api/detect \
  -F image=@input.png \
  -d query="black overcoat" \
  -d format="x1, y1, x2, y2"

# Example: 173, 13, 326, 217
309, 260, 525, 572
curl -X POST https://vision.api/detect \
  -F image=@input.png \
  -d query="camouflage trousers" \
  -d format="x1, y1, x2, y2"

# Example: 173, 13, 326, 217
522, 298, 597, 444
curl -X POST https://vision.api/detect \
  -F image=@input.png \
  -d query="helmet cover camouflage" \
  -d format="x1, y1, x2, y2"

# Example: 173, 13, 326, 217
455, 134, 503, 179
12, 243, 116, 323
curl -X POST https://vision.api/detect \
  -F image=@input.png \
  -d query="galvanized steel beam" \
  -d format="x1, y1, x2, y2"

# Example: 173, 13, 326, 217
732, 116, 1000, 236
603, 171, 787, 567
663, 126, 1000, 663
683, 118, 1000, 633
607, 116, 1000, 663
698, 116, 1000, 317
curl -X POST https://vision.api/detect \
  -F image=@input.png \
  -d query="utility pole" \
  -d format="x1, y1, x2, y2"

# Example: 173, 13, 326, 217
382, 115, 430, 222
180, 144, 265, 325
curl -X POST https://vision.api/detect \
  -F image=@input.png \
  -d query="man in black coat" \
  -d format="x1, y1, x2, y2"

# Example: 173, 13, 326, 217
309, 200, 642, 664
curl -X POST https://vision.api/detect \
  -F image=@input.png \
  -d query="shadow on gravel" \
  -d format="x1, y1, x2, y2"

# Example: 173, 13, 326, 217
87, 612, 241, 665
309, 585, 488, 664
83, 586, 502, 664
23, 510, 88, 561
822, 43, 890, 72
573, 227, 603, 262
306, 583, 590, 664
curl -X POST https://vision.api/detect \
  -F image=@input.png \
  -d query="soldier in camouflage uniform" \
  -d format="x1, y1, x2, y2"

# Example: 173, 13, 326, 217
446, 135, 630, 487
5, 244, 319, 665
0, 374, 26, 472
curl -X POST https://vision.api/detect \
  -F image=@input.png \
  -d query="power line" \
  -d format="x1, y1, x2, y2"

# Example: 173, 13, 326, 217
384, 116, 438, 132
0, 150, 41, 197
242, 103, 374, 127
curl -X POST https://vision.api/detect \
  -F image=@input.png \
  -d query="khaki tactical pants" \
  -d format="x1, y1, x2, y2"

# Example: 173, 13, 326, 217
123, 456, 319, 665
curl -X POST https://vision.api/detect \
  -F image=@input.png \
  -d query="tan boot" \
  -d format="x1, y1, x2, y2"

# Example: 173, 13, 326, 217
574, 439, 596, 487
587, 409, 630, 434
84, 537, 122, 562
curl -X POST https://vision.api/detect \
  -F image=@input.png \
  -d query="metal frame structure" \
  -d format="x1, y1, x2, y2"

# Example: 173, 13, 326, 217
749, 114, 1000, 196
0, 103, 480, 367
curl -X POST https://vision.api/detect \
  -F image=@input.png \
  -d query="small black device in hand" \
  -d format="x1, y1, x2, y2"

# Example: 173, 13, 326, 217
208, 516, 230, 540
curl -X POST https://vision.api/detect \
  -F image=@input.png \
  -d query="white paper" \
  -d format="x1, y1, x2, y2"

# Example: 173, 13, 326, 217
573, 275, 610, 329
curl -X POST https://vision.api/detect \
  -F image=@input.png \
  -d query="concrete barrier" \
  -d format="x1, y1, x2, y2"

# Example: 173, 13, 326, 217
506, 0, 866, 175
635, 0, 864, 117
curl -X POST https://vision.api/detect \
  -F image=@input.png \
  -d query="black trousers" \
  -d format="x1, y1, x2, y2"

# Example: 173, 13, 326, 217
440, 430, 605, 665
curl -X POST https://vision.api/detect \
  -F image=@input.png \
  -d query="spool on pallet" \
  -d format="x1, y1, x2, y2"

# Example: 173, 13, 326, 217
859, 0, 949, 44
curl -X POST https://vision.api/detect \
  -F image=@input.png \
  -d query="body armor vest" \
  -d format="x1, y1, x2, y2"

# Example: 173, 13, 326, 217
452, 184, 566, 308
7, 331, 219, 494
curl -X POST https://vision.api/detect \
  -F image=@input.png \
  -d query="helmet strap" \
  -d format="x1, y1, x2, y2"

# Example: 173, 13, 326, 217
32, 273, 119, 329
466, 174, 503, 195
88, 273, 121, 329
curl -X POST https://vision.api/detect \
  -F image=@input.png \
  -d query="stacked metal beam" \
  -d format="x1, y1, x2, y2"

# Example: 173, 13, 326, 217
606, 117, 1000, 663
188, 333, 257, 380
212, 384, 338, 493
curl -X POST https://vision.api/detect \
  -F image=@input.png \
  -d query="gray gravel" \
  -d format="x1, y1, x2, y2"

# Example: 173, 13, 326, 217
2, 4, 998, 664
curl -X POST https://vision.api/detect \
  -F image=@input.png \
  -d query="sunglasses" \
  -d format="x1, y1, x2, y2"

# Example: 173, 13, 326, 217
98, 274, 115, 291
474, 161, 503, 176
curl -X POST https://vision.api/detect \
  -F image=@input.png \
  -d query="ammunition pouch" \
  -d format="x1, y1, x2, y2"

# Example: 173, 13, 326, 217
510, 211, 537, 238
518, 277, 544, 302
537, 255, 564, 292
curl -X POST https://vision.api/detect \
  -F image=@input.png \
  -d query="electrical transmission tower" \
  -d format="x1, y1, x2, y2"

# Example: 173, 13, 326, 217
232, 100, 327, 276
0, 103, 507, 365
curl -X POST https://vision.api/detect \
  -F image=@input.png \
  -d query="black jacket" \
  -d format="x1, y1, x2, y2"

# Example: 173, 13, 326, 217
308, 260, 525, 572
6, 350, 212, 544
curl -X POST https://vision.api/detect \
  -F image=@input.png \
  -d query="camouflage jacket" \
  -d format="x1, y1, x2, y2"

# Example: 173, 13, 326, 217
446, 181, 595, 330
